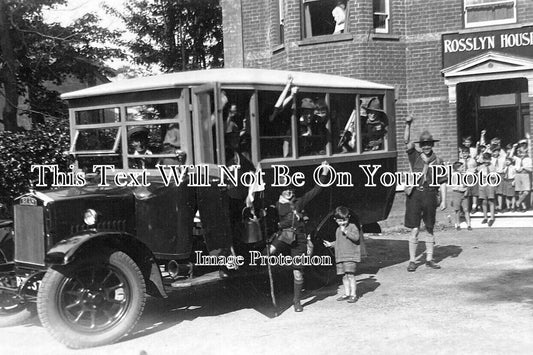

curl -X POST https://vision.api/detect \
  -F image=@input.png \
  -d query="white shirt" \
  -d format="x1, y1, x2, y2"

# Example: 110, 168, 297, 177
332, 6, 345, 34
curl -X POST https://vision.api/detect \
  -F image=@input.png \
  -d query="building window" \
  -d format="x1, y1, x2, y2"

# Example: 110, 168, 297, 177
373, 0, 390, 33
278, 0, 285, 43
464, 0, 516, 28
302, 0, 348, 38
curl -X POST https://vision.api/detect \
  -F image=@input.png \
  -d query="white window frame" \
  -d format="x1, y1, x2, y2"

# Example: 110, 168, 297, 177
464, 0, 516, 28
302, 0, 349, 39
373, 0, 390, 34
278, 0, 285, 43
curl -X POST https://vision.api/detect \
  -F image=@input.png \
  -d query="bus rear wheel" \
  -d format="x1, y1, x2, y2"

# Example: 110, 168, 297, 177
37, 250, 146, 349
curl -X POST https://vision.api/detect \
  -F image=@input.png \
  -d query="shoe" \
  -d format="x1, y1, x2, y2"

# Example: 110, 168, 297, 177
336, 295, 350, 301
293, 300, 303, 312
481, 218, 488, 224
425, 260, 441, 269
407, 261, 417, 272
347, 296, 359, 303
488, 219, 494, 227
467, 225, 472, 231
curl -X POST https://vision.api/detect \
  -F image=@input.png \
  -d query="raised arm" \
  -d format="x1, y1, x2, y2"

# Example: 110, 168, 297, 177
269, 77, 296, 122
295, 162, 329, 209
404, 114, 415, 150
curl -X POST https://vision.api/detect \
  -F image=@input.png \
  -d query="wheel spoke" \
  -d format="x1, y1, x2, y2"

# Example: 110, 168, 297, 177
73, 310, 86, 323
64, 290, 83, 298
100, 270, 113, 286
73, 276, 87, 289
105, 282, 124, 293
65, 300, 82, 310
90, 268, 96, 287
101, 309, 115, 325
90, 310, 97, 329
108, 297, 126, 305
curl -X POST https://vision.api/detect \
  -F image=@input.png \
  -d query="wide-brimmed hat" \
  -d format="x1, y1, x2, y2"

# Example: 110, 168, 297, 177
452, 161, 464, 170
363, 97, 386, 114
301, 98, 315, 109
128, 126, 149, 140
414, 130, 439, 144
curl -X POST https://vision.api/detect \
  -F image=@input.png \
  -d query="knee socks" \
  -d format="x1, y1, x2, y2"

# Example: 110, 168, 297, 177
293, 278, 304, 302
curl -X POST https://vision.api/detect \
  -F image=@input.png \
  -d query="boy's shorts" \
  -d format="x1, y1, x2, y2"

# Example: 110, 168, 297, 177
451, 190, 466, 211
495, 173, 504, 195
478, 185, 495, 200
336, 261, 356, 275
404, 188, 438, 232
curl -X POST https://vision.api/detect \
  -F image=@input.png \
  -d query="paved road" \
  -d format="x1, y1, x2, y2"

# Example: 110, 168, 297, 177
2, 227, 533, 355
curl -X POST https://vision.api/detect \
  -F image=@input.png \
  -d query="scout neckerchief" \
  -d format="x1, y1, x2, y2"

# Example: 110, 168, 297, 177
419, 152, 438, 186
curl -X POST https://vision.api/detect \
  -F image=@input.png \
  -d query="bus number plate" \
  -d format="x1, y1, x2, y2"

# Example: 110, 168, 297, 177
20, 197, 37, 206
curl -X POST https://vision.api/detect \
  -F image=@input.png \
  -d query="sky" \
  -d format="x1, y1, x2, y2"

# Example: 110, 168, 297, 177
42, 0, 124, 30
42, 0, 132, 70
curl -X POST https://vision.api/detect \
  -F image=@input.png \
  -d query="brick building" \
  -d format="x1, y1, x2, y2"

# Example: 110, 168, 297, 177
221, 0, 533, 172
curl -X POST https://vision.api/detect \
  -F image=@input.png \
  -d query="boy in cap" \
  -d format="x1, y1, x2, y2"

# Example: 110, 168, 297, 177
128, 126, 153, 169
509, 141, 532, 211
362, 98, 388, 151
269, 161, 330, 312
478, 152, 496, 226
450, 161, 472, 231
404, 115, 446, 272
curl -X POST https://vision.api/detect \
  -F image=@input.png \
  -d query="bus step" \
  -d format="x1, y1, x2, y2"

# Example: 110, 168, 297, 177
170, 271, 223, 288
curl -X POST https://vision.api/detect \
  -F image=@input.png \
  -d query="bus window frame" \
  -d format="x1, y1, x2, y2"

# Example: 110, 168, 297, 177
68, 82, 396, 172
69, 90, 192, 172
247, 85, 395, 167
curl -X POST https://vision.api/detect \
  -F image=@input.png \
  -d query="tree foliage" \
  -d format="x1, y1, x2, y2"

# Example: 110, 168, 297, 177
0, 0, 125, 129
0, 116, 70, 213
112, 0, 223, 72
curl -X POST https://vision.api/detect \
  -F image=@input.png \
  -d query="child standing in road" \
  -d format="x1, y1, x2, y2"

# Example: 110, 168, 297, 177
450, 161, 472, 231
502, 157, 516, 211
323, 206, 362, 303
478, 152, 496, 226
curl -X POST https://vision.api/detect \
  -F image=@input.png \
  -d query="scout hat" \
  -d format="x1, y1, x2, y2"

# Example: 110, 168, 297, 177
128, 126, 149, 140
363, 97, 386, 113
452, 161, 463, 171
414, 130, 439, 144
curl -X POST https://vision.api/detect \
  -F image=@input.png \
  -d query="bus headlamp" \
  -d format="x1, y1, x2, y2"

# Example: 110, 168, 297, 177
83, 209, 98, 226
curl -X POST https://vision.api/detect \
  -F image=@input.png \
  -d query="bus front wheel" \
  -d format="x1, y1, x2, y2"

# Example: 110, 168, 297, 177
37, 250, 146, 349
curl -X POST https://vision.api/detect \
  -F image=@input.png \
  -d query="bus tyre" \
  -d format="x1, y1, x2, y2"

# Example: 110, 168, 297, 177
0, 275, 33, 327
37, 250, 146, 349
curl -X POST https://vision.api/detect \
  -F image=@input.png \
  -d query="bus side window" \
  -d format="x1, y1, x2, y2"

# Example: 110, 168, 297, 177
330, 93, 357, 153
258, 91, 293, 159
361, 96, 388, 152
221, 90, 253, 163
298, 94, 328, 157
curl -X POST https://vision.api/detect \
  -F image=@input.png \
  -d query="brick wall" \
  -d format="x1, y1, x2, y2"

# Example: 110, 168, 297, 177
222, 0, 533, 225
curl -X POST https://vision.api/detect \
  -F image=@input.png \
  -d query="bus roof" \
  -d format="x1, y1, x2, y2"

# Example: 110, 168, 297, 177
61, 68, 394, 100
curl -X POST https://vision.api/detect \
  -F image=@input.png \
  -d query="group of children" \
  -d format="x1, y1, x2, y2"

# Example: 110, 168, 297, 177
451, 131, 532, 230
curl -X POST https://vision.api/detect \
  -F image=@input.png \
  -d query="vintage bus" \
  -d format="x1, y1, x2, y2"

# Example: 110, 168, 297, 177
0, 68, 397, 348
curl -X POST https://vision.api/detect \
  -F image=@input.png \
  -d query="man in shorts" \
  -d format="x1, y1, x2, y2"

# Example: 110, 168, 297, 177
404, 115, 447, 272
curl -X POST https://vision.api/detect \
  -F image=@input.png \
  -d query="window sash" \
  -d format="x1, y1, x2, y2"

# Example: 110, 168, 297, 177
302, 0, 349, 39
373, 0, 390, 33
464, 0, 516, 28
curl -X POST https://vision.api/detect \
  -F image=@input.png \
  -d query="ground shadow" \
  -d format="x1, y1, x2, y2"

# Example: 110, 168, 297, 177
459, 257, 533, 308
9, 237, 463, 346
358, 237, 463, 274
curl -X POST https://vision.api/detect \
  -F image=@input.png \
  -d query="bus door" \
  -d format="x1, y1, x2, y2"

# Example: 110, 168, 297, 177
191, 82, 232, 253
192, 82, 225, 167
